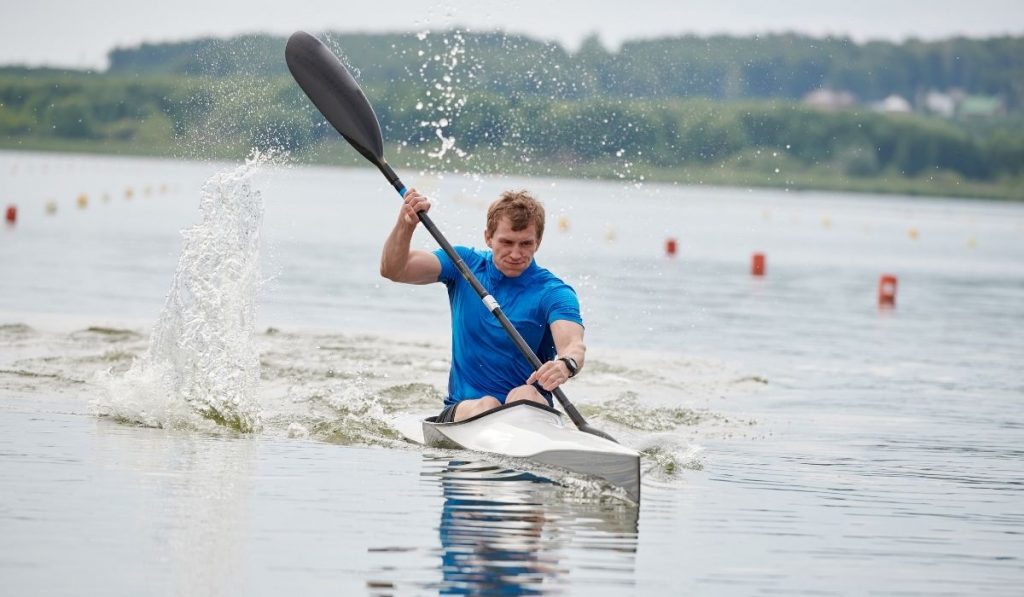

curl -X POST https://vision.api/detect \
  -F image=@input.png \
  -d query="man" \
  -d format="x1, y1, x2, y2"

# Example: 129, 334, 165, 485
380, 188, 585, 423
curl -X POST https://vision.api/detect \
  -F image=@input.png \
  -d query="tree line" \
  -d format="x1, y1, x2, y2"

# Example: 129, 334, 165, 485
1, 30, 1023, 196
1, 68, 1021, 185
102, 31, 1024, 108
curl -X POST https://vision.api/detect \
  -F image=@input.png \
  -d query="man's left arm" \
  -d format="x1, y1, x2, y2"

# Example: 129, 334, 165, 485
526, 320, 586, 391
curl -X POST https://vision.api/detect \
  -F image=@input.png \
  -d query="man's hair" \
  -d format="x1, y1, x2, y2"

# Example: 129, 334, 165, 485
486, 190, 545, 241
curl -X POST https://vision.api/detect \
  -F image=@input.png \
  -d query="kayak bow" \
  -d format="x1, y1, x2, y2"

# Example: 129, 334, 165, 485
419, 401, 641, 502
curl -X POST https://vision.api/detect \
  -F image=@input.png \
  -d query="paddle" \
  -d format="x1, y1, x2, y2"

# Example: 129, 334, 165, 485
285, 31, 617, 443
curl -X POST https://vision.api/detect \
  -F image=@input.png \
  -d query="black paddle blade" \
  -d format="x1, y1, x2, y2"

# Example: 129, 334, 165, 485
285, 31, 386, 165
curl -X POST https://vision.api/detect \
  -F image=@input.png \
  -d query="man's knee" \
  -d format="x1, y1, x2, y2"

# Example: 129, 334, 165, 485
454, 396, 501, 421
505, 384, 546, 405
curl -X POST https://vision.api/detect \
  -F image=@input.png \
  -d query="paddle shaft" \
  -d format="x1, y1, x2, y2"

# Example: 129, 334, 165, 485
377, 161, 609, 440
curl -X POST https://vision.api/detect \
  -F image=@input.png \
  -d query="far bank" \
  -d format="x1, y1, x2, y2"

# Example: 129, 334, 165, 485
1, 137, 1020, 202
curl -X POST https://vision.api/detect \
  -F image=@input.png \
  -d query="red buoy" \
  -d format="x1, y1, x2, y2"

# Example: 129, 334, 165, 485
665, 238, 677, 257
751, 252, 766, 276
878, 274, 898, 307
5, 205, 16, 224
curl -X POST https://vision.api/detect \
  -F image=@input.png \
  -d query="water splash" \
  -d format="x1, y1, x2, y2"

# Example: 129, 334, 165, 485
96, 152, 270, 432
579, 391, 726, 432
411, 30, 474, 165
640, 441, 705, 479
276, 378, 443, 447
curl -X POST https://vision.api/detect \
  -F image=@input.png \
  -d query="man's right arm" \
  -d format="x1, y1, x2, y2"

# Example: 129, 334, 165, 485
380, 188, 442, 285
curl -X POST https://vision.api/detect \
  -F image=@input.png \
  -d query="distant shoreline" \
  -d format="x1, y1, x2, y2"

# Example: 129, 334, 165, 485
3, 31, 1021, 203
2, 137, 1020, 202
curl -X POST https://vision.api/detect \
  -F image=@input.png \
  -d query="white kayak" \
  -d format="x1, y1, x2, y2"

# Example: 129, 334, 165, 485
404, 401, 640, 503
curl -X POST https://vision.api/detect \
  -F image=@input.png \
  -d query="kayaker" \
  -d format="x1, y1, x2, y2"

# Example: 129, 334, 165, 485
380, 189, 585, 423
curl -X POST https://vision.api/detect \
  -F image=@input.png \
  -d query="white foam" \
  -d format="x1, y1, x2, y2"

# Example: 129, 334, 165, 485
95, 152, 270, 431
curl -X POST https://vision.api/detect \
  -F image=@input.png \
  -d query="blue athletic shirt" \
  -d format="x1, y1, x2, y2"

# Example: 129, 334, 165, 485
433, 246, 583, 406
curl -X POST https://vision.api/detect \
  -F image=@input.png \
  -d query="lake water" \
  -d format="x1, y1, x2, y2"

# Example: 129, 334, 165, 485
2, 149, 1023, 595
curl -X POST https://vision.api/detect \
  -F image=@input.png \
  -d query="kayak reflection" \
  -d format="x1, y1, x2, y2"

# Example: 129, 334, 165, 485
426, 456, 639, 595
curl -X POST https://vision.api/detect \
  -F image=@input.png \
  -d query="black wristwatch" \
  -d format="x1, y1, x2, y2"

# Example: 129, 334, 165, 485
558, 356, 579, 378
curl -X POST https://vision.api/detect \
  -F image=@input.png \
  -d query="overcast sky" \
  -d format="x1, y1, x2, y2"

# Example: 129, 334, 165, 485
3, 0, 1023, 69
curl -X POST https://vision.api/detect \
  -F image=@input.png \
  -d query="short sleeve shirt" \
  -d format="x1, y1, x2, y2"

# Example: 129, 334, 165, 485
434, 246, 583, 405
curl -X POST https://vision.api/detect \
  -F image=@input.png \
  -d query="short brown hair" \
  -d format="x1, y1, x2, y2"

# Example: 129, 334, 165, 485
486, 190, 545, 241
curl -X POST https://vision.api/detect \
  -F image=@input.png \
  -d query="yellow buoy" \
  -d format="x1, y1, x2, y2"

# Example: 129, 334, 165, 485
558, 216, 570, 232
143, 186, 153, 197
908, 228, 919, 240
45, 200, 57, 215
821, 216, 832, 229
124, 187, 134, 200
102, 193, 111, 203
605, 227, 617, 242
966, 236, 977, 249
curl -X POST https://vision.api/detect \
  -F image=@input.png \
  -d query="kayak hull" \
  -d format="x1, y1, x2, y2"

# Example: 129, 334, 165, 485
422, 401, 640, 502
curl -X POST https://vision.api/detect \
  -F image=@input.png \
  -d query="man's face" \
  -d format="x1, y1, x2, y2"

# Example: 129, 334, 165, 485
485, 217, 541, 277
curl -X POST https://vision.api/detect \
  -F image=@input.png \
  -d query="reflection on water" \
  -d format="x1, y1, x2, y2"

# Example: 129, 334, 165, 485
417, 456, 638, 595
94, 419, 257, 596
436, 461, 562, 595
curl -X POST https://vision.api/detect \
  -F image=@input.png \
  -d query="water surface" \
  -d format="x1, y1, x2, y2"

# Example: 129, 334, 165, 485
1, 150, 1022, 595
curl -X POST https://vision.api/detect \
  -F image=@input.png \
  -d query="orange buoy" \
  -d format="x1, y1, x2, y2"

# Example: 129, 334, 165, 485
665, 238, 677, 257
77, 194, 88, 209
878, 274, 898, 307
5, 205, 16, 223
751, 252, 766, 276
